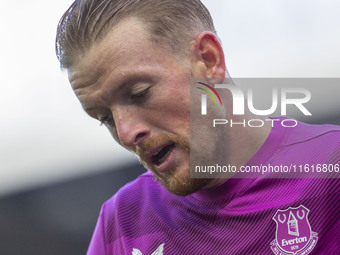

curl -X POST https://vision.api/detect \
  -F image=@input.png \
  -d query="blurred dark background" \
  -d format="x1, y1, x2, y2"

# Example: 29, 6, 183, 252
0, 163, 145, 255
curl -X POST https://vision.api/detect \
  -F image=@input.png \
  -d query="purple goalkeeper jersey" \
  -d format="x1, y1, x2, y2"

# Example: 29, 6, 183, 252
87, 120, 340, 255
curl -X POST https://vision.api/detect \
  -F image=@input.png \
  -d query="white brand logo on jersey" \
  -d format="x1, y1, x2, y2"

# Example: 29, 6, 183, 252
132, 243, 164, 255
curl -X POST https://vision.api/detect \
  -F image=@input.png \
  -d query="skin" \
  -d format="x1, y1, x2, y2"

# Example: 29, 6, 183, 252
68, 17, 271, 196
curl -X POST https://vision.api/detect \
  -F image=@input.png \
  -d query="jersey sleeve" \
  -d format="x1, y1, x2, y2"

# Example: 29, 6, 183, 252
87, 204, 106, 255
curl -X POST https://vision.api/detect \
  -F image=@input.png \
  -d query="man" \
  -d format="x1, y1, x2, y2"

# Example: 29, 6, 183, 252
56, 0, 340, 254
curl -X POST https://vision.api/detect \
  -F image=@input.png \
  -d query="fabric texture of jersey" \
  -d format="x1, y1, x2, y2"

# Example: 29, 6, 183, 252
87, 119, 340, 255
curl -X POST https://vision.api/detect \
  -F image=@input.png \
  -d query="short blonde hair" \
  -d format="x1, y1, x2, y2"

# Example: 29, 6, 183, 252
56, 0, 216, 69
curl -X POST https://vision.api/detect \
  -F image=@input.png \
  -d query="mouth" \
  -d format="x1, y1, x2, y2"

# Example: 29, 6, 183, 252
150, 143, 175, 166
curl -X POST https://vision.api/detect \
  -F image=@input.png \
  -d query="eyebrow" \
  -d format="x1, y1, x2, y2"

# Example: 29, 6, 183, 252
79, 100, 97, 113
72, 66, 106, 91
80, 71, 156, 113
73, 84, 96, 98
83, 106, 95, 113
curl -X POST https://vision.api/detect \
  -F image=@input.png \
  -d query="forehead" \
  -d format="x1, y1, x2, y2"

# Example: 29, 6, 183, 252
69, 17, 171, 90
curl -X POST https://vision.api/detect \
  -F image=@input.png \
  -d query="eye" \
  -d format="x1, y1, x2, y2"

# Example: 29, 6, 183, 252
130, 87, 151, 100
99, 114, 114, 126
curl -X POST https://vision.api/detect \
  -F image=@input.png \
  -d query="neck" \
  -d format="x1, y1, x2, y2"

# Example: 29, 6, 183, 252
206, 113, 272, 189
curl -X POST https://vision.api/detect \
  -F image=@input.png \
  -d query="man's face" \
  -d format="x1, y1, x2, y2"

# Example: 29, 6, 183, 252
69, 18, 211, 195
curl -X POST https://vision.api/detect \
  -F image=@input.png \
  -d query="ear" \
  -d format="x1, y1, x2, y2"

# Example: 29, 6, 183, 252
191, 32, 226, 83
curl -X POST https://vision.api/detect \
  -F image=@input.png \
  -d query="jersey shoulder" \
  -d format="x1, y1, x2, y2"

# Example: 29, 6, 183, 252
284, 121, 340, 146
99, 172, 173, 244
103, 171, 161, 217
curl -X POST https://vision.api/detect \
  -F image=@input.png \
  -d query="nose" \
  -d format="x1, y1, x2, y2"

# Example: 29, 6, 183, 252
113, 108, 150, 148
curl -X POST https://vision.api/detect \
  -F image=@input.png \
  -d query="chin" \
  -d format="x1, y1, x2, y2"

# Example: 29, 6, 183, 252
153, 169, 211, 196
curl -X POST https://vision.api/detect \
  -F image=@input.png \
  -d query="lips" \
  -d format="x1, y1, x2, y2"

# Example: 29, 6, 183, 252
150, 143, 175, 166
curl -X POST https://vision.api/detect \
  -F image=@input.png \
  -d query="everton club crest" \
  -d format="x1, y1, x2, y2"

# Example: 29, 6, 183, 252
270, 205, 318, 255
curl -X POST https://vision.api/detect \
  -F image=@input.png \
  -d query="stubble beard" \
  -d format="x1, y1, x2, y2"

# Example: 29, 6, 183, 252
136, 134, 211, 196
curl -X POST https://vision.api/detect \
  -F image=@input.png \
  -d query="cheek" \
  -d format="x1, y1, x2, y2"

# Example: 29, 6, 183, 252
147, 72, 191, 130
147, 91, 190, 132
106, 125, 125, 147
164, 106, 190, 135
